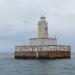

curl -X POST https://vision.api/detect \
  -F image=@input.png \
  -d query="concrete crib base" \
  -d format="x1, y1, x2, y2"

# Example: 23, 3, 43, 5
15, 51, 71, 59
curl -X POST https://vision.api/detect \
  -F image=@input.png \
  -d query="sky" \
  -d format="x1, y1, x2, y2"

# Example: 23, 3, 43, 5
0, 0, 75, 52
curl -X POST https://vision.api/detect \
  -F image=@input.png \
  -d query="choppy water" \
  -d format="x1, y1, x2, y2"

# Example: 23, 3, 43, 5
0, 52, 75, 75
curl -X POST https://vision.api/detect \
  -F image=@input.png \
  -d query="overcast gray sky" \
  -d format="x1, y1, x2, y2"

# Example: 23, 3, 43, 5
0, 0, 74, 52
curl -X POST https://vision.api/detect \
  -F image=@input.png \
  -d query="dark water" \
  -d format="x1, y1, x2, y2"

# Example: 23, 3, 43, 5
0, 52, 75, 75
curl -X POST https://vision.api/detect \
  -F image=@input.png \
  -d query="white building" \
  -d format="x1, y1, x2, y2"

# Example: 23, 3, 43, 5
15, 16, 70, 52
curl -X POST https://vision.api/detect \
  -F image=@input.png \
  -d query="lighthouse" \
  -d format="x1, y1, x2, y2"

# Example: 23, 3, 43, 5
29, 16, 57, 46
15, 16, 71, 59
38, 16, 48, 38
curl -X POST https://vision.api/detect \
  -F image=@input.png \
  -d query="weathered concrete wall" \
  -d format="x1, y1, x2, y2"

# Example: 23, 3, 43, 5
15, 45, 71, 52
38, 51, 49, 58
48, 51, 70, 58
15, 51, 71, 59
15, 51, 36, 58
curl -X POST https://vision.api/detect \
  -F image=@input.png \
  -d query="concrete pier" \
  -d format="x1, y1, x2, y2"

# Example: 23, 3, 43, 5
15, 51, 71, 59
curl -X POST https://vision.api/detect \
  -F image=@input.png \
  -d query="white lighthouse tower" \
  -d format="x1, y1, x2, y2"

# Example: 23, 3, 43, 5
38, 16, 48, 38
29, 16, 57, 46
